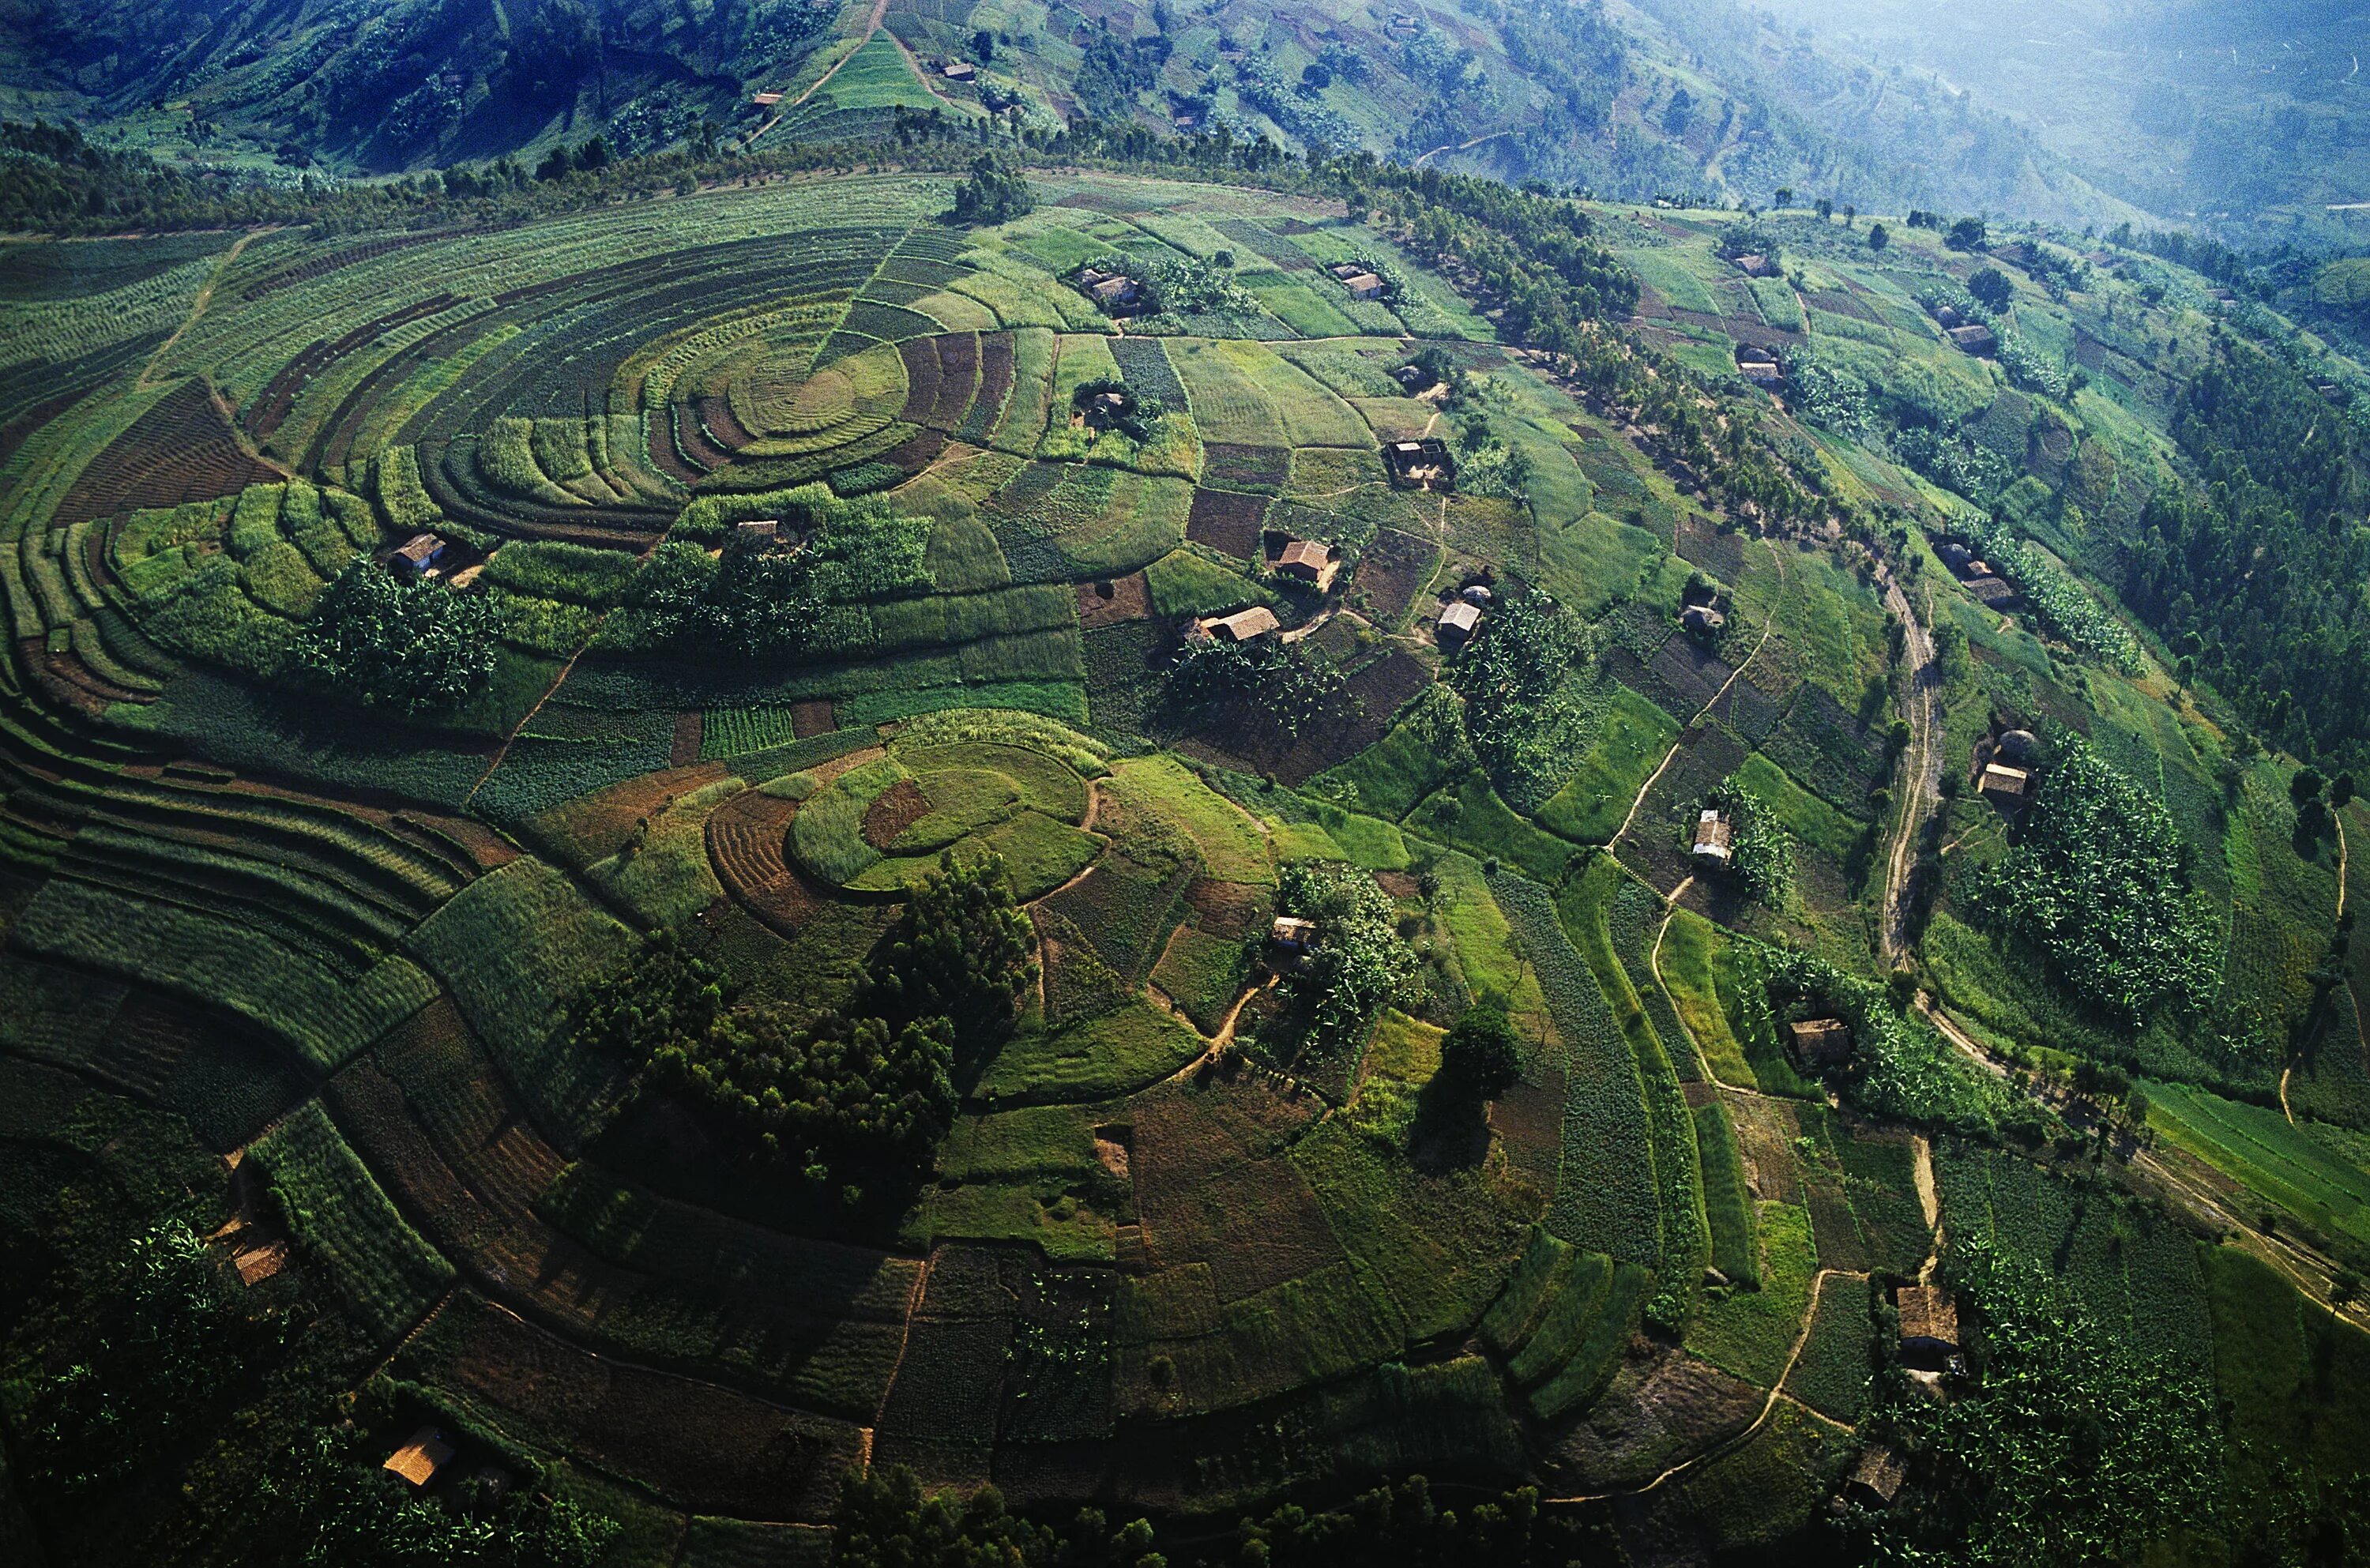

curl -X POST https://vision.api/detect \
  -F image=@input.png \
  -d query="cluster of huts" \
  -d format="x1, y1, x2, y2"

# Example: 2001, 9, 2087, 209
1973, 724, 2040, 806
1184, 535, 1351, 644
1928, 301, 1997, 355
1936, 538, 2018, 611
1326, 260, 1389, 300
1382, 437, 1454, 488
1076, 265, 1144, 315
1734, 343, 1785, 389
1437, 581, 1492, 650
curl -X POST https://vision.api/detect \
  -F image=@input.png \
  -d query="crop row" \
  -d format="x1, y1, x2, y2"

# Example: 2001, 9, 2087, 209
1485, 870, 1661, 1265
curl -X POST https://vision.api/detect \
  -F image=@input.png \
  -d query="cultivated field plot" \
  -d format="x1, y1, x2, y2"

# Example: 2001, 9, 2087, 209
6, 156, 2365, 1561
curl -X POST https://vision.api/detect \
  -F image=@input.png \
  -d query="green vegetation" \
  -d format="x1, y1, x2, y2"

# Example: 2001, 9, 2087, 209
586, 855, 1036, 1193
1262, 862, 1417, 1070
289, 560, 500, 715
1858, 1234, 2221, 1566
8, 115, 2370, 1559
1973, 728, 2221, 1023
1444, 589, 1598, 810
250, 1103, 454, 1342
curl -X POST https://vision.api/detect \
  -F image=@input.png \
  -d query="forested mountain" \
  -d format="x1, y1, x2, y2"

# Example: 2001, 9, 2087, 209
1756, 0, 2370, 248
0, 0, 2145, 225
0, 0, 826, 171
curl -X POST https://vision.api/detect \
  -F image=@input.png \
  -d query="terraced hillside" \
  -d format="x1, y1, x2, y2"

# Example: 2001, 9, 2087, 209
3, 156, 2369, 1567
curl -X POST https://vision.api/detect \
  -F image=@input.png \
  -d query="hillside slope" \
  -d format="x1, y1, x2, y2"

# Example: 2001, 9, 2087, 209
0, 0, 2153, 229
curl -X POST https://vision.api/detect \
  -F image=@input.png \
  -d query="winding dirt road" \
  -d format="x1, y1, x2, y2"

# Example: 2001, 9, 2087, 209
1879, 568, 1943, 964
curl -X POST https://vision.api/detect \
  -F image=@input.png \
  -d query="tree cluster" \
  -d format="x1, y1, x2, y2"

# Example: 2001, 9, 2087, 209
951, 152, 1035, 224
1973, 727, 2221, 1024
288, 560, 500, 716
1269, 863, 1416, 1061
1166, 636, 1351, 745
583, 855, 1036, 1193
2124, 338, 2370, 768
1705, 775, 1793, 907
1855, 1234, 2221, 1566
1443, 587, 1597, 810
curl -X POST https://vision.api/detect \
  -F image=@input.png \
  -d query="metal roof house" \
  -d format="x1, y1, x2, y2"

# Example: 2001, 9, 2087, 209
1692, 808, 1733, 866
1437, 599, 1484, 649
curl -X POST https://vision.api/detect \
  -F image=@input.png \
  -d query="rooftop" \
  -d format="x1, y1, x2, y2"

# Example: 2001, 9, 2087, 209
1898, 1284, 1959, 1348
384, 1426, 456, 1489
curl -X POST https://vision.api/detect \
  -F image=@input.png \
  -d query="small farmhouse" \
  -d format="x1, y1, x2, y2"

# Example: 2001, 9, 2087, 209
1199, 606, 1280, 644
1937, 541, 1973, 573
1382, 438, 1454, 487
1962, 575, 2017, 608
1979, 762, 2032, 803
1897, 1284, 1960, 1367
941, 60, 976, 81
1329, 261, 1365, 280
735, 518, 780, 544
1275, 538, 1341, 591
1786, 1017, 1853, 1069
750, 91, 784, 107
1437, 599, 1484, 649
1342, 272, 1386, 300
1948, 323, 1998, 355
1738, 358, 1784, 387
384, 1426, 457, 1489
1732, 254, 1778, 278
392, 532, 446, 575
1682, 604, 1727, 636
1691, 808, 1732, 866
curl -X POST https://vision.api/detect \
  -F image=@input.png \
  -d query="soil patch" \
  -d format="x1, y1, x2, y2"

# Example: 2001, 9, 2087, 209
862, 778, 930, 849
1077, 571, 1152, 628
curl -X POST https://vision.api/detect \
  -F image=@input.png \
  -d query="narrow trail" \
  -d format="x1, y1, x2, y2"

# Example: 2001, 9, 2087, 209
1922, 991, 2370, 1333
141, 227, 265, 387
1648, 883, 1714, 1084
1411, 129, 1516, 167
750, 0, 891, 142
874, 1251, 936, 1430
1541, 1268, 1864, 1506
1879, 570, 1943, 964
464, 607, 619, 810
2283, 810, 2351, 1124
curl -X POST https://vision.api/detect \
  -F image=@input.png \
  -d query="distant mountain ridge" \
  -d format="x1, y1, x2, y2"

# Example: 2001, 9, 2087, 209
0, 0, 2152, 231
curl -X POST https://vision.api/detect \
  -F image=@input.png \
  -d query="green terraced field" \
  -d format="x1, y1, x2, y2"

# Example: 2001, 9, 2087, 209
3, 128, 2368, 1568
